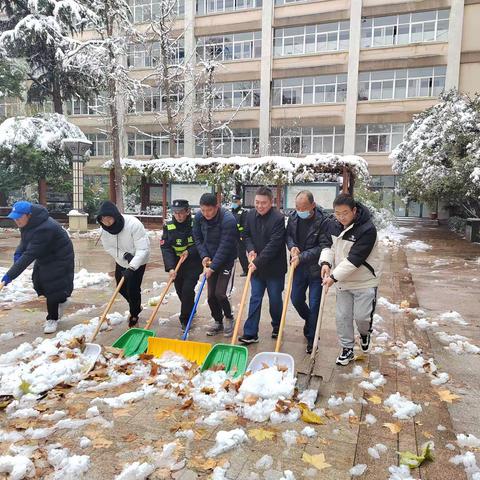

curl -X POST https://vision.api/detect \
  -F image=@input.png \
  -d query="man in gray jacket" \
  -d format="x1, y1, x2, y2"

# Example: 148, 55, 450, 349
97, 201, 150, 328
321, 194, 381, 366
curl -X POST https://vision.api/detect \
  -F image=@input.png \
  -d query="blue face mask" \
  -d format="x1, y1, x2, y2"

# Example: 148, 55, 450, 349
296, 210, 311, 219
231, 203, 240, 210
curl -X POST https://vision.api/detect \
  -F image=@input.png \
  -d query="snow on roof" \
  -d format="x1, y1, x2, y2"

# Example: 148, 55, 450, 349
102, 154, 369, 184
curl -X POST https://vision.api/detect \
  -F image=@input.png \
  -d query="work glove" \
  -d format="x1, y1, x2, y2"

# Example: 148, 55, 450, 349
123, 252, 134, 263
1, 274, 11, 286
122, 268, 135, 282
13, 253, 21, 263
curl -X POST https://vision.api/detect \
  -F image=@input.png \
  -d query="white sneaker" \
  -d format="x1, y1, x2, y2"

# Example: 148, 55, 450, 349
58, 298, 71, 319
44, 320, 58, 334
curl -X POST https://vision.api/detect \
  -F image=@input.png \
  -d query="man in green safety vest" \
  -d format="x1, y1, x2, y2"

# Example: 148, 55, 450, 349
231, 194, 249, 277
160, 199, 203, 330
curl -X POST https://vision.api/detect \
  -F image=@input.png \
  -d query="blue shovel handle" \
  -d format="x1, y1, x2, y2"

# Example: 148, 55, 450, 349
182, 273, 207, 340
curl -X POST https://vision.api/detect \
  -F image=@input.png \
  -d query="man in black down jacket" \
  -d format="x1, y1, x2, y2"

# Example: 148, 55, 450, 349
193, 193, 238, 336
1, 201, 74, 334
238, 186, 287, 344
286, 190, 330, 353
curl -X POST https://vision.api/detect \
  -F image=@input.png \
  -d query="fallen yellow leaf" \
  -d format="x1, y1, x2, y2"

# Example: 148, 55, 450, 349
302, 452, 331, 470
437, 389, 461, 403
298, 403, 325, 425
383, 422, 402, 434
248, 428, 276, 441
367, 395, 382, 405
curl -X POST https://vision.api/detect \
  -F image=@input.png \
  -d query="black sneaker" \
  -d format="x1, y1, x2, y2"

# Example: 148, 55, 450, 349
238, 335, 259, 344
271, 327, 279, 339
360, 333, 371, 352
128, 316, 139, 328
180, 320, 188, 332
336, 348, 354, 366
306, 343, 314, 354
206, 322, 223, 336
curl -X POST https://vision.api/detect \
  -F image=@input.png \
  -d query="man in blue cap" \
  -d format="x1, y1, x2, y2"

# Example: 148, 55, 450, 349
1, 201, 75, 334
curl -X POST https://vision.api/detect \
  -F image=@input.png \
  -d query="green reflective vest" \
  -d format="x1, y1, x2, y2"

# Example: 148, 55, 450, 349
166, 220, 194, 256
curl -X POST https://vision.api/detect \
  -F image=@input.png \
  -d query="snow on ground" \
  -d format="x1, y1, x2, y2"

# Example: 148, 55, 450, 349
405, 240, 432, 252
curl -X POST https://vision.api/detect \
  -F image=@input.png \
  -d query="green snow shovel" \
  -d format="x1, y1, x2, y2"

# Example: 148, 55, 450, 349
200, 266, 251, 378
112, 255, 186, 357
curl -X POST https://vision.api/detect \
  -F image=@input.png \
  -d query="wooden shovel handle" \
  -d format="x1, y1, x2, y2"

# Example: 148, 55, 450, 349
230, 265, 253, 345
0, 282, 4, 291
275, 262, 297, 353
311, 284, 329, 358
90, 276, 125, 342
144, 254, 186, 330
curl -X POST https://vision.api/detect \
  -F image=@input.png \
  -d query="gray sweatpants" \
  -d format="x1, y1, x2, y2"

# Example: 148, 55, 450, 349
336, 287, 377, 349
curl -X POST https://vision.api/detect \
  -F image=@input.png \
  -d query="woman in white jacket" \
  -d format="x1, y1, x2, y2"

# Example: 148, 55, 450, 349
96, 201, 150, 327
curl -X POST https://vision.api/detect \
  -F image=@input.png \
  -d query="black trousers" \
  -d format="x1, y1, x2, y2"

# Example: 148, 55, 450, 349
237, 239, 249, 274
174, 263, 203, 325
207, 268, 233, 323
115, 263, 146, 317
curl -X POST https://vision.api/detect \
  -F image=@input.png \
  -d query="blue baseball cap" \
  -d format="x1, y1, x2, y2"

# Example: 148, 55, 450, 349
8, 201, 32, 220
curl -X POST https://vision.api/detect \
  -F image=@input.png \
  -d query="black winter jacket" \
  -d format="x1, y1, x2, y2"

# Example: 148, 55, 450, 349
286, 207, 331, 276
7, 205, 74, 303
244, 207, 287, 279
193, 208, 238, 272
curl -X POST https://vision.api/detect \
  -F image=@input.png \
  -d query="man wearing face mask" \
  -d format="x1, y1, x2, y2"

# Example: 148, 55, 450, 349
286, 190, 331, 353
230, 194, 249, 277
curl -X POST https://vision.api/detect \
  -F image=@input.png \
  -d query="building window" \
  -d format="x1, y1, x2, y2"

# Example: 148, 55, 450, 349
355, 124, 409, 153
195, 129, 260, 156
130, 0, 185, 21
130, 85, 184, 113
270, 126, 345, 155
197, 81, 260, 109
127, 41, 185, 68
272, 74, 347, 106
274, 0, 308, 5
361, 10, 449, 48
85, 133, 112, 157
358, 66, 446, 101
273, 22, 350, 57
196, 0, 262, 15
65, 95, 107, 116
196, 32, 262, 61
127, 132, 184, 156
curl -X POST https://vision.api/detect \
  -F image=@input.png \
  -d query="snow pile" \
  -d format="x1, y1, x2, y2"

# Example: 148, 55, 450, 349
349, 464, 367, 476
115, 462, 155, 480
47, 446, 90, 479
238, 367, 296, 400
282, 430, 298, 448
456, 434, 480, 448
435, 332, 469, 344
377, 225, 410, 246
0, 332, 25, 344
413, 318, 438, 330
358, 371, 386, 390
93, 384, 157, 408
368, 443, 388, 459
450, 452, 480, 478
439, 311, 469, 326
255, 455, 273, 470
447, 341, 480, 355
0, 455, 35, 480
405, 240, 432, 252
431, 372, 450, 385
377, 297, 403, 313
73, 269, 111, 289
388, 464, 417, 479
384, 393, 422, 419
365, 414, 377, 425
207, 429, 248, 457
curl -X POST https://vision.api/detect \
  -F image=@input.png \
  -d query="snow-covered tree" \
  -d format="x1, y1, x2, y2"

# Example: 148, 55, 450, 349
0, 0, 100, 113
0, 59, 23, 99
391, 90, 480, 217
0, 113, 87, 205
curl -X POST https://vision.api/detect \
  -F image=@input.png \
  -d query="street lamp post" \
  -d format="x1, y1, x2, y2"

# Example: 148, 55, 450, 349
62, 138, 92, 232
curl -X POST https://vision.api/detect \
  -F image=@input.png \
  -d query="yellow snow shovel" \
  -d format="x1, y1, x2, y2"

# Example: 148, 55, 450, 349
84, 276, 125, 372
246, 262, 297, 378
112, 255, 187, 356
147, 271, 212, 364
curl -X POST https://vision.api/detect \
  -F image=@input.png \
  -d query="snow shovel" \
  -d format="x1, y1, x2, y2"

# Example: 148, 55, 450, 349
112, 256, 186, 357
200, 266, 252, 378
296, 285, 329, 392
246, 262, 297, 379
147, 273, 212, 364
83, 276, 125, 372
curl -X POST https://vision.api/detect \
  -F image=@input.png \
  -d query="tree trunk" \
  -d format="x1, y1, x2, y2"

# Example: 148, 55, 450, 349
52, 80, 63, 114
162, 178, 168, 220
109, 169, 116, 203
38, 178, 47, 206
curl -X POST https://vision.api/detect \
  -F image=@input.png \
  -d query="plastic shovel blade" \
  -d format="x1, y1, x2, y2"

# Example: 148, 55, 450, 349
83, 343, 102, 373
200, 344, 248, 378
112, 328, 155, 357
246, 352, 295, 379
147, 337, 212, 365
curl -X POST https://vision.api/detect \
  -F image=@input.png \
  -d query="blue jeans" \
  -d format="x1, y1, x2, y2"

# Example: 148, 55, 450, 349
290, 266, 323, 343
242, 275, 284, 337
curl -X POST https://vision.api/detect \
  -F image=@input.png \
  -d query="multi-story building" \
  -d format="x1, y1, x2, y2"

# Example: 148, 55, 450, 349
2, 0, 479, 215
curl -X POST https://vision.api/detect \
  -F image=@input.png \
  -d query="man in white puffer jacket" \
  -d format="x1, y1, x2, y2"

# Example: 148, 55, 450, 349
97, 201, 150, 327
